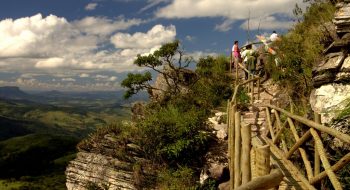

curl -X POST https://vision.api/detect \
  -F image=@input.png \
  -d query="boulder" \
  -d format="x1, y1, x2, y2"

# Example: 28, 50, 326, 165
310, 84, 350, 123
314, 53, 344, 74
218, 181, 230, 190
328, 116, 350, 151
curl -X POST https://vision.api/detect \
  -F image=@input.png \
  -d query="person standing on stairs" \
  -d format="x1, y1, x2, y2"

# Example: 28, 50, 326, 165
231, 41, 241, 69
241, 44, 257, 79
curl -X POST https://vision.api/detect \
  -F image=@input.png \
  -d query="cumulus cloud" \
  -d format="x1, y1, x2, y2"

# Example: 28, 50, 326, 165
0, 14, 178, 90
185, 35, 196, 42
62, 78, 76, 82
94, 75, 118, 82
139, 0, 171, 13
155, 0, 303, 30
240, 16, 294, 30
111, 24, 176, 49
85, 3, 98, 11
35, 57, 66, 69
79, 73, 90, 78
215, 19, 234, 32
0, 14, 173, 72
74, 16, 143, 36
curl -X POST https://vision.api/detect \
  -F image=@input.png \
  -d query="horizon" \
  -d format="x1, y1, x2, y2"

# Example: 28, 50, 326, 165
0, 0, 306, 91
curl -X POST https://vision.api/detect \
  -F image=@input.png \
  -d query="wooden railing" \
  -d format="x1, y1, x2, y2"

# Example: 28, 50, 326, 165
263, 104, 350, 190
227, 63, 350, 190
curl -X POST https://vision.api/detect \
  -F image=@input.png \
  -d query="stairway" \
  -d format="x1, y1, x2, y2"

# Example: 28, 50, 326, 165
241, 81, 302, 190
241, 84, 273, 134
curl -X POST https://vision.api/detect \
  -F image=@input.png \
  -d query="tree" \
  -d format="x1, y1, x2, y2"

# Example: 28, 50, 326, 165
121, 40, 195, 99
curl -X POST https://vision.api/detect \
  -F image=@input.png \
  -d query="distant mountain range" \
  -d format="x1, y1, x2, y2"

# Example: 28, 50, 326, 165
0, 86, 31, 100
0, 86, 148, 104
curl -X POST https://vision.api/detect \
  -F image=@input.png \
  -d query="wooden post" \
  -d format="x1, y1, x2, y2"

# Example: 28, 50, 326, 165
235, 59, 239, 86
314, 113, 321, 177
230, 51, 232, 74
236, 169, 284, 190
265, 107, 275, 140
234, 111, 242, 188
229, 104, 236, 190
255, 145, 270, 177
241, 122, 251, 184
227, 101, 231, 173
257, 78, 260, 100
250, 78, 254, 104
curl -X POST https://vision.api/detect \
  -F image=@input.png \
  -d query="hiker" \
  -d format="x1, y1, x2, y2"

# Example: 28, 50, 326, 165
241, 44, 257, 79
231, 41, 241, 69
269, 31, 279, 42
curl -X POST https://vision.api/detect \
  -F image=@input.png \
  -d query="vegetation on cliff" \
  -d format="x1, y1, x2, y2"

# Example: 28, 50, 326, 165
265, 0, 336, 110
120, 41, 232, 188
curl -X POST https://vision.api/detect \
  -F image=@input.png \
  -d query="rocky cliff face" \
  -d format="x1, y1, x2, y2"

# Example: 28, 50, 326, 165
311, 1, 350, 151
311, 1, 350, 124
65, 127, 154, 190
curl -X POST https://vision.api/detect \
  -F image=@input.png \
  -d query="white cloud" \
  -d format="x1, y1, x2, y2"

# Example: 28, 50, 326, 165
94, 75, 118, 82
139, 0, 170, 13
155, 0, 303, 31
185, 35, 196, 42
85, 3, 98, 11
0, 14, 179, 90
0, 14, 172, 74
35, 57, 66, 69
189, 51, 218, 61
74, 16, 143, 36
62, 78, 76, 82
109, 76, 117, 81
111, 24, 176, 49
240, 16, 294, 30
215, 20, 234, 32
79, 73, 90, 78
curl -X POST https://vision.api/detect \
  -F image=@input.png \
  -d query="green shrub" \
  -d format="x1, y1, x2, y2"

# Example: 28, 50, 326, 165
157, 166, 197, 190
265, 1, 335, 104
137, 105, 210, 166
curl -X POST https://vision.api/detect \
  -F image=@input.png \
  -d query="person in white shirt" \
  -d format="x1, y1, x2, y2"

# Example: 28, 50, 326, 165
241, 44, 257, 79
270, 31, 279, 42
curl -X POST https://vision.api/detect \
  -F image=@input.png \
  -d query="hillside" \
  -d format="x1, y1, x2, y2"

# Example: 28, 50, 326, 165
0, 89, 134, 189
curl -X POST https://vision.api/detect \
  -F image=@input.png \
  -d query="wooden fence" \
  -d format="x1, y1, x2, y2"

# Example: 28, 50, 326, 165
227, 64, 350, 190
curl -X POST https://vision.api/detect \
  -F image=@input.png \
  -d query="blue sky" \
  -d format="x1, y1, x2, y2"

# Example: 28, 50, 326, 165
0, 0, 304, 91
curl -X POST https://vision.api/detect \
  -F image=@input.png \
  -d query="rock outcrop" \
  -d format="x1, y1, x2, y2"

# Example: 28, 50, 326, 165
311, 0, 350, 124
150, 67, 197, 102
66, 129, 154, 190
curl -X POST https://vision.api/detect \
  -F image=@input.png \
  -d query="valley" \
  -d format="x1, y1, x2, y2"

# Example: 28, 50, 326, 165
0, 86, 143, 189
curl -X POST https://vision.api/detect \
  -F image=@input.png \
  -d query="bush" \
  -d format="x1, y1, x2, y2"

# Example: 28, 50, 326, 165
137, 105, 210, 166
265, 1, 335, 105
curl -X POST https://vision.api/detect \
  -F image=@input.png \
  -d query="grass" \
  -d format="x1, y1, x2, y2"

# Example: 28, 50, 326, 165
0, 97, 132, 189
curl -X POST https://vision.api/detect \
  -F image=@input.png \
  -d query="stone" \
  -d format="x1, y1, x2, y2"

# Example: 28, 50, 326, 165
328, 116, 350, 151
218, 181, 230, 190
313, 72, 336, 87
310, 84, 350, 123
340, 55, 350, 72
216, 129, 228, 140
314, 53, 345, 74
208, 163, 227, 180
66, 152, 137, 190
335, 72, 350, 82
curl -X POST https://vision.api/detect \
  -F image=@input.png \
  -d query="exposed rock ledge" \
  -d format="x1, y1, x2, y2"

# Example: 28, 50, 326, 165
66, 129, 154, 190
66, 152, 137, 190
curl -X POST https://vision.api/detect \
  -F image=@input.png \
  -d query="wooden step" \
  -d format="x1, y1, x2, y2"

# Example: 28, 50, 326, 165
243, 111, 266, 119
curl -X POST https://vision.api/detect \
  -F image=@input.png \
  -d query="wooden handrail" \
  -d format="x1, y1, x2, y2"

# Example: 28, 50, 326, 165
310, 129, 342, 190
286, 130, 311, 159
310, 152, 350, 185
236, 169, 284, 190
264, 104, 350, 144
230, 76, 261, 102
287, 118, 314, 180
